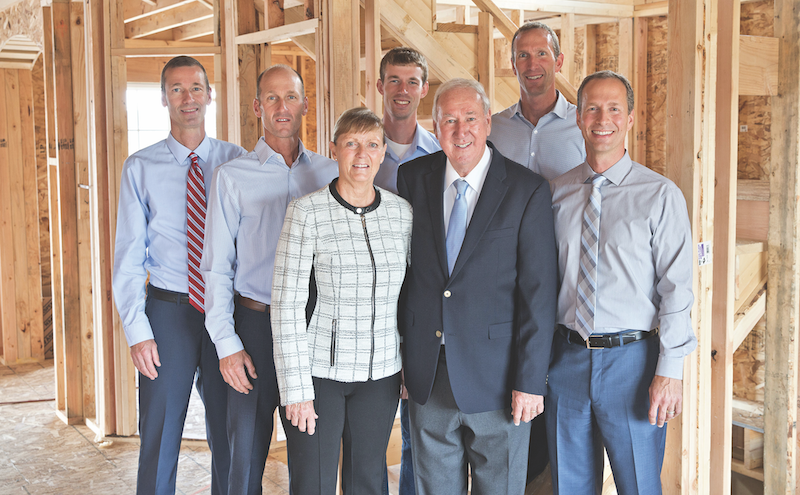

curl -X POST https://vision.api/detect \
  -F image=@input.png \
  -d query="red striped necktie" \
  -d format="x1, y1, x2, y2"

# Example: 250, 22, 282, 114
186, 152, 205, 313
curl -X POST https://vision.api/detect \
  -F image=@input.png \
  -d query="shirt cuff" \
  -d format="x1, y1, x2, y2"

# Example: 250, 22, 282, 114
214, 334, 245, 359
125, 322, 155, 348
655, 354, 685, 380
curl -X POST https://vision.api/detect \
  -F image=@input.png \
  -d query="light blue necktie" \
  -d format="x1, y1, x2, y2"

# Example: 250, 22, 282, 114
576, 174, 606, 339
446, 179, 469, 275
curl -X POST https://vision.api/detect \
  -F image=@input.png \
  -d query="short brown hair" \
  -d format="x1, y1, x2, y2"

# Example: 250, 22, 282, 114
161, 56, 210, 94
511, 22, 561, 60
380, 47, 429, 84
577, 70, 634, 114
332, 107, 385, 144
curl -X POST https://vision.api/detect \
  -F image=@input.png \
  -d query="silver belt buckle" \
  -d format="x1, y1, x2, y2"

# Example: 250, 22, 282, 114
585, 336, 605, 349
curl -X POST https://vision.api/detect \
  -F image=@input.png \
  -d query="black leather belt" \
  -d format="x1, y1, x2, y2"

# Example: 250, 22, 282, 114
557, 324, 657, 349
236, 295, 270, 313
148, 284, 191, 305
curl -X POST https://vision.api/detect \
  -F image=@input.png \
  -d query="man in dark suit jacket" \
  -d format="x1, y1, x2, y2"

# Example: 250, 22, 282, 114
397, 78, 558, 495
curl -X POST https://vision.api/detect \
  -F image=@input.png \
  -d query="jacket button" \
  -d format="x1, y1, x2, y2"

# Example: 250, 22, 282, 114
444, 290, 451, 298
435, 330, 442, 338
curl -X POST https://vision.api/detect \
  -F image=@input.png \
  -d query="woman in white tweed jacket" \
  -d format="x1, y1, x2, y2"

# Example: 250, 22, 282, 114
272, 107, 412, 495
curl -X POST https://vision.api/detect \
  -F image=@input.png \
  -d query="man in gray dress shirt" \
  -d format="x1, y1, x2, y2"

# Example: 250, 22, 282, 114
490, 22, 585, 181
548, 70, 697, 494
201, 64, 337, 494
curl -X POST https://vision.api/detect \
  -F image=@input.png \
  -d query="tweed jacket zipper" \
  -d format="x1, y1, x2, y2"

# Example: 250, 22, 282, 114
360, 213, 377, 380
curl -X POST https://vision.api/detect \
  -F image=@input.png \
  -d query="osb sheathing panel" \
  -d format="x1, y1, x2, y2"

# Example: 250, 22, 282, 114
733, 316, 765, 403
0, 0, 43, 50
645, 16, 668, 176
738, 0, 773, 181
595, 23, 619, 73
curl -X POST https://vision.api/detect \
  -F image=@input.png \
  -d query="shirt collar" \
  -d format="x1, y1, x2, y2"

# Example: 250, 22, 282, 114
385, 123, 439, 161
444, 144, 492, 193
578, 151, 632, 186
512, 90, 571, 124
254, 136, 310, 168
166, 133, 211, 165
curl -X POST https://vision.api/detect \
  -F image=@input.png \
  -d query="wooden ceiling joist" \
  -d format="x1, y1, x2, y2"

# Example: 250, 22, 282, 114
125, 2, 213, 39
123, 0, 202, 23
172, 18, 214, 40
438, 0, 634, 18
235, 18, 318, 45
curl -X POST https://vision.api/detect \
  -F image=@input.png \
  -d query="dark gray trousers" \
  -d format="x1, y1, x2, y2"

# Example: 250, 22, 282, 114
227, 304, 280, 495
408, 349, 532, 495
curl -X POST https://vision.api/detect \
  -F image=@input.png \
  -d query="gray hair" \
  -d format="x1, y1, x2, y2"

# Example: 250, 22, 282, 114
577, 70, 634, 114
512, 22, 561, 60
432, 78, 491, 125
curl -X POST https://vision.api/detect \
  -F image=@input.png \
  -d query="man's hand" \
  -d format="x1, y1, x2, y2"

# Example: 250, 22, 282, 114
130, 339, 161, 380
285, 401, 319, 435
648, 375, 683, 428
511, 390, 544, 426
220, 349, 257, 394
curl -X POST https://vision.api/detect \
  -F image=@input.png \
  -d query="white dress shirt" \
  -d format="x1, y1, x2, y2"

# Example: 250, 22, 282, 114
112, 133, 246, 347
201, 137, 338, 359
443, 145, 492, 236
374, 123, 440, 194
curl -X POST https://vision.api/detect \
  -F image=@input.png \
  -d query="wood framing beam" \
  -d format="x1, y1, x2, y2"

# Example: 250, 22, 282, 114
477, 12, 495, 104
439, 0, 634, 18
561, 13, 575, 84
733, 289, 765, 351
739, 36, 779, 96
665, 0, 713, 488
328, 0, 359, 120
0, 69, 17, 364
631, 18, 646, 165
234, 18, 318, 45
125, 2, 214, 39
583, 24, 596, 77
51, 0, 84, 423
365, 0, 382, 114
123, 0, 200, 23
379, 0, 473, 83
764, 0, 800, 489
709, 0, 740, 490
172, 18, 214, 40
107, 0, 137, 436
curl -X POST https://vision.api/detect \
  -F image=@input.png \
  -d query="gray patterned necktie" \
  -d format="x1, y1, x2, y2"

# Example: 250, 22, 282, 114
576, 174, 606, 339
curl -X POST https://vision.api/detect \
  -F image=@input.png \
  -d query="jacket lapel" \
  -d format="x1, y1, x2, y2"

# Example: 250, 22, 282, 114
422, 153, 450, 279
448, 146, 508, 281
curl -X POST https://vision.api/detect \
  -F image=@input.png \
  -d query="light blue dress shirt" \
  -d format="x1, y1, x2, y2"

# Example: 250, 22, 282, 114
374, 122, 440, 194
550, 153, 697, 379
112, 133, 247, 347
490, 91, 586, 181
201, 137, 339, 359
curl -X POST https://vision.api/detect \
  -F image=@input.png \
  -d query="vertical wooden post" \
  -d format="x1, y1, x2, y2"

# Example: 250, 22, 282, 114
560, 13, 574, 85
454, 6, 466, 25
618, 17, 633, 152
765, 0, 800, 490
0, 70, 17, 364
265, 0, 285, 27
215, 0, 227, 141
365, 0, 382, 115
665, 0, 715, 489
238, 0, 259, 151
106, 0, 137, 436
51, 0, 85, 423
69, 0, 96, 421
583, 24, 596, 78
477, 12, 495, 105
709, 0, 739, 492
329, 0, 359, 120
631, 18, 647, 166
87, 0, 117, 435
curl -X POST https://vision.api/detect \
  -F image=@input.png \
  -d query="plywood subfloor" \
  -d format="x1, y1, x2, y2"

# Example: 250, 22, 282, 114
0, 360, 295, 494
